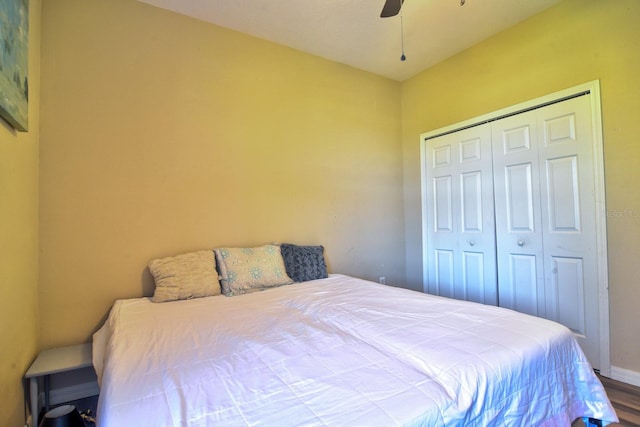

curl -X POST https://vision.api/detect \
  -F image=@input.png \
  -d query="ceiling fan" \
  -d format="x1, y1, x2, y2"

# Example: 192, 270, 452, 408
380, 0, 404, 18
380, 0, 466, 18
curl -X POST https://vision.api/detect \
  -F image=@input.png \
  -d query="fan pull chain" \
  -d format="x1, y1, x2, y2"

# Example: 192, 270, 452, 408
400, 9, 406, 61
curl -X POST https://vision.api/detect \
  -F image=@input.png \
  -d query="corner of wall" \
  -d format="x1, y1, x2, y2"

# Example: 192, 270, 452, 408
0, 0, 41, 425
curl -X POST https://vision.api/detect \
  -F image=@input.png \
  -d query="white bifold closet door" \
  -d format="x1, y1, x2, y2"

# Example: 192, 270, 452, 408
425, 124, 497, 306
424, 94, 603, 369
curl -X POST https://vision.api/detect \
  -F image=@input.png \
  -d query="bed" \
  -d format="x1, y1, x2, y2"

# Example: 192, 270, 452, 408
93, 264, 617, 426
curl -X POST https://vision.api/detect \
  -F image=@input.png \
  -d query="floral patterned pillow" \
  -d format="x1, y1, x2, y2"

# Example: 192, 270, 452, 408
214, 245, 293, 296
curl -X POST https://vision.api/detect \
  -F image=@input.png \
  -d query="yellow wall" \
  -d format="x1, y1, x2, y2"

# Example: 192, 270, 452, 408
39, 0, 404, 349
401, 0, 640, 373
0, 1, 41, 424
35, 0, 640, 400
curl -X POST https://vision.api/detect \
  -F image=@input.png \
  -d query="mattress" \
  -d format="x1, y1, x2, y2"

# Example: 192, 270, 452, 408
93, 274, 617, 426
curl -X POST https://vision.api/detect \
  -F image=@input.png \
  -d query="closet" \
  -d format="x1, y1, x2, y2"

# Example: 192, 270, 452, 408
421, 81, 609, 372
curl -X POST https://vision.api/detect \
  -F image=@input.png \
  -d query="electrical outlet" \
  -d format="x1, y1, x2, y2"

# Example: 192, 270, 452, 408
379, 276, 385, 285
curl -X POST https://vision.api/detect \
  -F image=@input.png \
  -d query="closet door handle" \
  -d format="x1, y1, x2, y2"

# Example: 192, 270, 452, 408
517, 240, 525, 247
469, 241, 475, 247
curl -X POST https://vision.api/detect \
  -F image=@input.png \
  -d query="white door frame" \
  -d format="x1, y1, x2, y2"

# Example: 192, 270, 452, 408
419, 80, 610, 376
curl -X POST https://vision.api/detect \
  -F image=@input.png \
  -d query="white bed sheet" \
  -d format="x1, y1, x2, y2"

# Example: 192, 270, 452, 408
93, 274, 617, 426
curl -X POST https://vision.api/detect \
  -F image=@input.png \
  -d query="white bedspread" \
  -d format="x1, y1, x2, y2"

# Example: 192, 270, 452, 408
93, 274, 617, 426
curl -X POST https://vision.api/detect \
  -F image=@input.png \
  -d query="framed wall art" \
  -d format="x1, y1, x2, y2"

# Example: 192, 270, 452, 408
0, 0, 29, 132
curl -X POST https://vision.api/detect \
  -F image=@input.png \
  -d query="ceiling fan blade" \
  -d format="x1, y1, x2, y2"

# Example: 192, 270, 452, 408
380, 0, 404, 18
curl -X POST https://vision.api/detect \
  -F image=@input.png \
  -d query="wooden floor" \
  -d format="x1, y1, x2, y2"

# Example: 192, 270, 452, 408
599, 375, 640, 426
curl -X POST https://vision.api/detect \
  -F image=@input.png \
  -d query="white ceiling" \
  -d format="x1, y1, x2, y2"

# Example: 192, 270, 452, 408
136, 0, 562, 82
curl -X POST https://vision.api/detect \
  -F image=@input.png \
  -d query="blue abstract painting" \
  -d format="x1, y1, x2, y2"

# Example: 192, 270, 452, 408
0, 0, 28, 132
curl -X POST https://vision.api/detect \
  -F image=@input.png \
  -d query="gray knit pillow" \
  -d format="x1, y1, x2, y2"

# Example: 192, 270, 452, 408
280, 244, 328, 282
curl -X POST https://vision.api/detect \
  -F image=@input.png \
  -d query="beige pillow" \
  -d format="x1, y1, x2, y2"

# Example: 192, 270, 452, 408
214, 245, 293, 296
149, 250, 221, 303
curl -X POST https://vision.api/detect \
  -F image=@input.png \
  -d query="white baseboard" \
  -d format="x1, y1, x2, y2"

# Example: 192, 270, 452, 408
609, 365, 640, 388
47, 381, 99, 406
